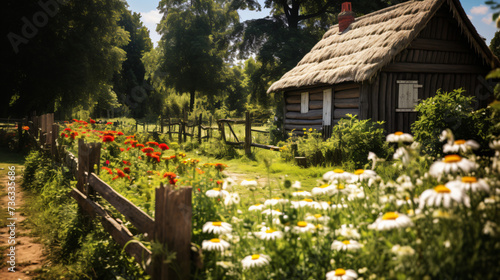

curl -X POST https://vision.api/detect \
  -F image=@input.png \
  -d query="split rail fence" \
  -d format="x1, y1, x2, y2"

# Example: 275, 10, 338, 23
27, 113, 193, 280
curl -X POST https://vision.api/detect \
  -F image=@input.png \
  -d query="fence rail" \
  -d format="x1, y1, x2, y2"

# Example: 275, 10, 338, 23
26, 113, 192, 280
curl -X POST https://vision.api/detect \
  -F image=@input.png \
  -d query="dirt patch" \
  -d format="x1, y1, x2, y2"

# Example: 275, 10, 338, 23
0, 167, 46, 279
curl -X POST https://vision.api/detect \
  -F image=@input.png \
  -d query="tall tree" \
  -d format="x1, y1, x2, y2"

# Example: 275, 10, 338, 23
157, 0, 239, 111
234, 0, 407, 104
1, 0, 129, 118
112, 9, 154, 118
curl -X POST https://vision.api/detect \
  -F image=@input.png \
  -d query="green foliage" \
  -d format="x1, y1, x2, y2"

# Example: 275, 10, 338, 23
280, 115, 390, 168
411, 89, 492, 158
490, 30, 500, 58
157, 0, 238, 111
22, 150, 54, 190
3, 0, 129, 118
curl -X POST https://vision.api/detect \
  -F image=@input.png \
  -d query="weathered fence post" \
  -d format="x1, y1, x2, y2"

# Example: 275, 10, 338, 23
77, 138, 89, 193
183, 110, 187, 143
178, 120, 183, 144
160, 116, 164, 133
51, 124, 59, 159
209, 116, 212, 139
244, 111, 251, 155
154, 184, 192, 280
198, 114, 202, 144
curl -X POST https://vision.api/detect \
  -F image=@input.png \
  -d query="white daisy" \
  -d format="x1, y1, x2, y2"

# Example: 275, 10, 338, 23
254, 227, 284, 240
248, 203, 265, 211
241, 179, 258, 187
331, 240, 363, 251
291, 199, 315, 208
349, 169, 377, 182
205, 188, 228, 198
292, 221, 316, 233
222, 177, 236, 191
391, 244, 415, 257
291, 181, 301, 189
326, 268, 358, 280
443, 139, 480, 153
261, 209, 283, 216
305, 213, 331, 223
393, 147, 410, 165
323, 169, 352, 182
429, 154, 477, 178
347, 187, 365, 201
224, 192, 240, 206
335, 224, 361, 239
419, 185, 470, 209
489, 139, 500, 150
292, 190, 312, 197
202, 221, 232, 234
202, 238, 230, 251
312, 184, 334, 196
368, 212, 413, 231
386, 131, 413, 143
264, 197, 289, 206
241, 254, 270, 269
445, 176, 490, 193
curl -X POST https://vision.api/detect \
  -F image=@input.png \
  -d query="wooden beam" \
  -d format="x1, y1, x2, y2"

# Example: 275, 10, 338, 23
334, 108, 360, 119
408, 38, 470, 53
382, 63, 486, 74
251, 143, 280, 150
286, 109, 322, 120
88, 173, 155, 238
284, 119, 323, 125
70, 188, 153, 275
335, 88, 360, 99
287, 100, 323, 111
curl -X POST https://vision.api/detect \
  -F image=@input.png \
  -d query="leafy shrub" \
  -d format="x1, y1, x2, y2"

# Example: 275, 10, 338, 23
22, 149, 54, 190
280, 115, 391, 168
411, 88, 492, 158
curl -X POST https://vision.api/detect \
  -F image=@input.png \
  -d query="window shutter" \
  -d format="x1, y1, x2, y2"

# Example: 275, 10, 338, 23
396, 81, 422, 112
301, 92, 309, 113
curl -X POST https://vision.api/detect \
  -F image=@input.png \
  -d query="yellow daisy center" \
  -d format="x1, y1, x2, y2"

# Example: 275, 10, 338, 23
444, 154, 462, 163
314, 214, 322, 219
297, 221, 308, 227
251, 254, 260, 260
265, 229, 275, 234
303, 199, 313, 202
342, 240, 350, 245
394, 131, 404, 136
315, 224, 323, 229
213, 188, 221, 191
319, 184, 329, 188
454, 139, 466, 145
382, 212, 399, 220
338, 184, 345, 190
354, 169, 365, 175
461, 176, 477, 183
297, 190, 304, 193
335, 268, 346, 276
212, 222, 222, 226
254, 204, 262, 206
333, 169, 344, 173
210, 238, 220, 243
272, 197, 280, 200
434, 185, 451, 193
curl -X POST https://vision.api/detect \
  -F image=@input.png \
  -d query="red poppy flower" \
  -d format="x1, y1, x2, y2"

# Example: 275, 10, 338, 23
106, 122, 112, 125
152, 156, 160, 163
61, 133, 67, 137
136, 144, 145, 148
117, 132, 124, 136
116, 169, 126, 178
119, 148, 125, 152
158, 143, 169, 151
141, 147, 155, 153
163, 172, 176, 179
170, 178, 178, 185
101, 166, 113, 174
123, 160, 131, 165
127, 147, 131, 151
146, 141, 159, 147
64, 128, 71, 132
70, 132, 78, 140
124, 167, 130, 174
90, 119, 96, 124
103, 135, 115, 142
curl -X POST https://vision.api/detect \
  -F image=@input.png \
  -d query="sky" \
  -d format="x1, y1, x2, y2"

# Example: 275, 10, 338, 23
127, 0, 498, 48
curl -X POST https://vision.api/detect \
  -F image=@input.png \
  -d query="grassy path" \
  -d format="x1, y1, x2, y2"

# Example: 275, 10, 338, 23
0, 149, 45, 279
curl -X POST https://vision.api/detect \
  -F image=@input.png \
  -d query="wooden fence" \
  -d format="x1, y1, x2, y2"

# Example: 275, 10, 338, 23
27, 113, 193, 280
217, 112, 280, 155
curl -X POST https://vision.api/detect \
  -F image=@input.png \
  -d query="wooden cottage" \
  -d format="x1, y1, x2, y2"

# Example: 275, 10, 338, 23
267, 0, 500, 135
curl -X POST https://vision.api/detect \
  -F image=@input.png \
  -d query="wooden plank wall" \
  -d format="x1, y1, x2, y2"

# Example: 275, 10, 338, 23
284, 83, 360, 134
363, 72, 486, 133
363, 3, 494, 133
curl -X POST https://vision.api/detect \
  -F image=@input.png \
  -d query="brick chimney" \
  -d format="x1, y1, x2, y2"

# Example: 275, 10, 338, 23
338, 2, 355, 33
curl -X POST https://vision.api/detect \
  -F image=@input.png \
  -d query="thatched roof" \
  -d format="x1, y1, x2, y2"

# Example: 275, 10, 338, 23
268, 0, 499, 93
